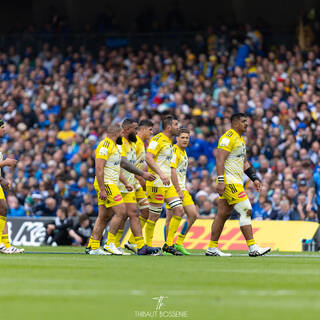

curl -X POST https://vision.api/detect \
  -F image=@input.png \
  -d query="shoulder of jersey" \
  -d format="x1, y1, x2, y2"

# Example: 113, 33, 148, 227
172, 144, 178, 152
151, 133, 162, 142
100, 138, 111, 148
224, 129, 234, 138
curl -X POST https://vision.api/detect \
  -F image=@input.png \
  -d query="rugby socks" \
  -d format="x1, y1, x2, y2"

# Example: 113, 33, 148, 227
164, 225, 167, 242
115, 229, 124, 248
91, 240, 100, 250
135, 236, 145, 249
0, 216, 6, 239
246, 239, 256, 248
175, 234, 185, 246
87, 235, 93, 248
166, 215, 182, 246
145, 220, 156, 246
175, 221, 188, 245
1, 233, 10, 248
208, 240, 218, 248
128, 216, 147, 244
106, 232, 116, 246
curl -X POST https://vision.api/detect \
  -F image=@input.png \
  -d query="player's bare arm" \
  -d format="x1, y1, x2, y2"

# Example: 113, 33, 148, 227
0, 158, 17, 168
146, 152, 170, 185
171, 167, 183, 200
216, 148, 230, 196
120, 171, 134, 192
244, 155, 261, 192
121, 156, 155, 181
95, 158, 107, 200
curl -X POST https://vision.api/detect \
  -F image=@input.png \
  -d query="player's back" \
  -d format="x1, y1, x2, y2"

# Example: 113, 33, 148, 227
94, 137, 121, 186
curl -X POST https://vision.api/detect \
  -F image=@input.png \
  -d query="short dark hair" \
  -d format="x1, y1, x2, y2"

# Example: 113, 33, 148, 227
106, 123, 121, 134
79, 213, 89, 224
178, 128, 190, 136
162, 116, 177, 130
231, 113, 247, 123
122, 118, 137, 128
58, 207, 68, 216
138, 119, 153, 129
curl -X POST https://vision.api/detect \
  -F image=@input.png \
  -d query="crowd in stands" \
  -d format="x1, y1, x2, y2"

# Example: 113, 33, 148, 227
0, 23, 320, 245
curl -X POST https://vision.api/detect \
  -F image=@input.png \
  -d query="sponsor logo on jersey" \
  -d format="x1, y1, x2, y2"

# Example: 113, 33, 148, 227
114, 194, 122, 201
155, 194, 164, 201
238, 191, 246, 198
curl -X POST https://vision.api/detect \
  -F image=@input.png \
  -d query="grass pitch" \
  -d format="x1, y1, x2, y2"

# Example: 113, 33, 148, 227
0, 247, 320, 320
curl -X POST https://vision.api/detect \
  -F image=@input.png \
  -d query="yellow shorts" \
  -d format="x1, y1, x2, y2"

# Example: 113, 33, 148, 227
219, 184, 248, 205
121, 191, 137, 204
94, 184, 123, 208
146, 185, 178, 204
135, 187, 147, 200
0, 186, 5, 200
166, 190, 194, 209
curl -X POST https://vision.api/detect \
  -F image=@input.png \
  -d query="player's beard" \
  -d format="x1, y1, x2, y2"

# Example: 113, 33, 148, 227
128, 132, 137, 143
116, 136, 123, 145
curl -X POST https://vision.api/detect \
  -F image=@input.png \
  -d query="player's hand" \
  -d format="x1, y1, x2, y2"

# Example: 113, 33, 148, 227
136, 175, 146, 191
4, 158, 17, 167
125, 183, 134, 192
217, 182, 225, 196
142, 172, 156, 181
159, 173, 170, 186
99, 189, 108, 201
177, 190, 184, 200
306, 203, 312, 212
253, 180, 262, 192
0, 178, 10, 191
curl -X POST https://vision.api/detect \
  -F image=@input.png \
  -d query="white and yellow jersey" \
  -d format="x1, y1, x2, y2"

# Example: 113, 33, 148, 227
118, 137, 136, 193
146, 132, 173, 187
94, 137, 121, 186
218, 129, 246, 185
135, 135, 145, 170
171, 144, 188, 191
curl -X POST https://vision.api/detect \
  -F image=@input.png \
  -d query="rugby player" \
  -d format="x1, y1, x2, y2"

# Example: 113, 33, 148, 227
206, 113, 271, 257
112, 119, 160, 255
145, 116, 185, 256
0, 120, 24, 254
164, 128, 199, 255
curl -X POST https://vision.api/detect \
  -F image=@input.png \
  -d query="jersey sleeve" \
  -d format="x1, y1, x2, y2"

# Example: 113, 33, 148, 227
96, 142, 110, 161
170, 146, 179, 168
218, 135, 234, 152
147, 137, 162, 156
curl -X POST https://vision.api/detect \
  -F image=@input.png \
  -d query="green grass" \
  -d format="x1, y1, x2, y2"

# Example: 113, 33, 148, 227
1, 247, 320, 320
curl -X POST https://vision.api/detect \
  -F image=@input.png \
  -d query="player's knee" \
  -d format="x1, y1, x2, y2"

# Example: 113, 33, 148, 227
137, 198, 148, 211
234, 199, 252, 227
149, 204, 162, 216
173, 205, 184, 217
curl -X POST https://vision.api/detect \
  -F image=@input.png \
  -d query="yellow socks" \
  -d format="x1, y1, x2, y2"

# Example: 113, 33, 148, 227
87, 235, 93, 248
115, 229, 124, 248
166, 216, 182, 246
135, 236, 145, 249
1, 234, 10, 248
209, 240, 218, 248
145, 220, 156, 246
0, 216, 6, 238
106, 232, 116, 246
91, 240, 100, 250
128, 216, 147, 244
175, 234, 185, 246
246, 239, 256, 247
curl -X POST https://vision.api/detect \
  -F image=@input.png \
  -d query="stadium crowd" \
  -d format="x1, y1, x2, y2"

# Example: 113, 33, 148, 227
0, 24, 320, 244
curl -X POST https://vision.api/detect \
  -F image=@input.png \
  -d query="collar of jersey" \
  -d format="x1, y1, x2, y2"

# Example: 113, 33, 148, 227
160, 132, 172, 143
175, 144, 186, 155
230, 128, 242, 138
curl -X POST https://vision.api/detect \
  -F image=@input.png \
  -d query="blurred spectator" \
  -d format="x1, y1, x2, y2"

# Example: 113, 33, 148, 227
43, 207, 73, 246
68, 214, 93, 246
